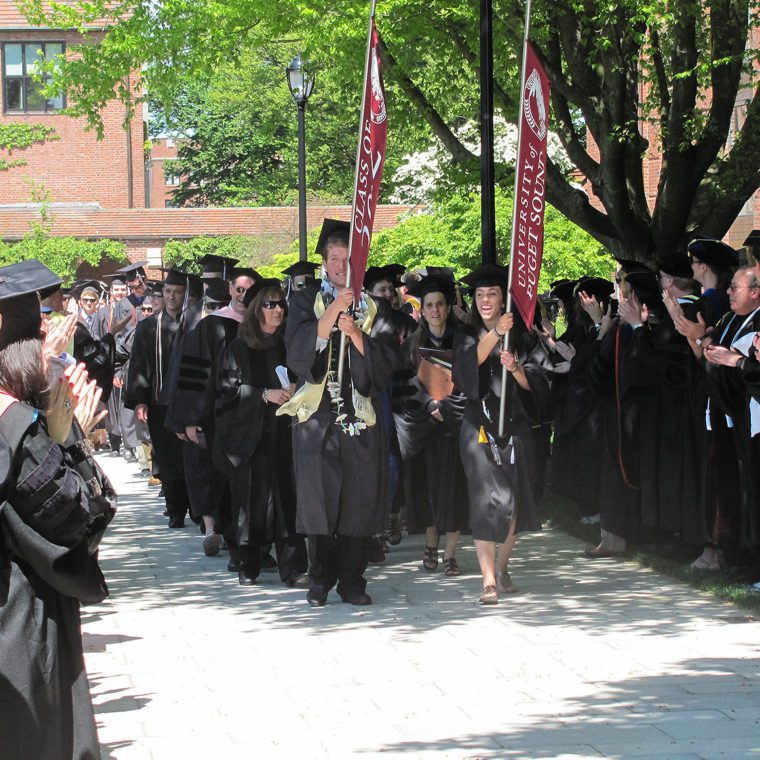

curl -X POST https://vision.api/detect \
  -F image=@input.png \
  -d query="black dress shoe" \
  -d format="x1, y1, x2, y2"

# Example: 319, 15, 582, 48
168, 517, 186, 529
339, 591, 372, 606
260, 551, 278, 573
306, 589, 327, 607
367, 537, 386, 564
238, 568, 257, 586
284, 573, 311, 589
227, 558, 240, 572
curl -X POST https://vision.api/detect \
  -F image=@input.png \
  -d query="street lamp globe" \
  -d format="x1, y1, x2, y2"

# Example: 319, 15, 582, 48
286, 54, 314, 105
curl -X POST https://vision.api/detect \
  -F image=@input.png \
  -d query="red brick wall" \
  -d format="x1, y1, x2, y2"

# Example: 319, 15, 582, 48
147, 137, 182, 208
0, 29, 146, 208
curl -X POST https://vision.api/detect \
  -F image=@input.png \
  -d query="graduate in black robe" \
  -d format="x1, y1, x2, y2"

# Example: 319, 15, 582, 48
452, 264, 551, 604
124, 272, 189, 527
392, 274, 468, 575
693, 266, 760, 567
281, 219, 401, 606
215, 280, 308, 585
166, 269, 257, 561
0, 262, 113, 760
163, 278, 229, 551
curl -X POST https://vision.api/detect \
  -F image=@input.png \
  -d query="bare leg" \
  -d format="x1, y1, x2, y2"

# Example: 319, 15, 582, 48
443, 531, 460, 560
425, 526, 440, 549
475, 539, 496, 588
203, 515, 215, 535
496, 518, 517, 575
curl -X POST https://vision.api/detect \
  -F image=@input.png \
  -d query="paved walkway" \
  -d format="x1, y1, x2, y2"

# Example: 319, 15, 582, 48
86, 454, 760, 760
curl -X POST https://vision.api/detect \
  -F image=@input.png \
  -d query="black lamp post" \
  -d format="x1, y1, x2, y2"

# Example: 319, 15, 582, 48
286, 54, 315, 262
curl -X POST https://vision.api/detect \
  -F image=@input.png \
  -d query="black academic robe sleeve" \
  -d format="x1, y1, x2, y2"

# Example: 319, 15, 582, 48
215, 338, 281, 468
347, 313, 402, 398
73, 322, 116, 404
285, 287, 330, 384
124, 316, 155, 410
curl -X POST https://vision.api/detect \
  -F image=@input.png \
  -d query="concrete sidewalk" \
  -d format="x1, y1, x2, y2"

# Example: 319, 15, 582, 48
86, 454, 760, 760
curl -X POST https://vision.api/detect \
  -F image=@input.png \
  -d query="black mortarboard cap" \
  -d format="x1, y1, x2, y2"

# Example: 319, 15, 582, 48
421, 266, 455, 281
659, 255, 694, 279
404, 275, 456, 304
203, 278, 230, 305
687, 238, 739, 269
231, 266, 261, 282
743, 230, 760, 248
364, 264, 406, 290
187, 273, 203, 300
575, 277, 614, 302
0, 260, 60, 349
460, 263, 510, 292
550, 278, 578, 304
316, 218, 350, 256
103, 273, 128, 287
75, 280, 105, 299
282, 261, 320, 278
199, 254, 238, 280
145, 280, 165, 298
242, 277, 283, 309
162, 268, 189, 287
116, 260, 148, 279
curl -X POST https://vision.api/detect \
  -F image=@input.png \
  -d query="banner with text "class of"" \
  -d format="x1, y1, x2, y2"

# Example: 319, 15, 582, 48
509, 41, 550, 329
349, 9, 388, 301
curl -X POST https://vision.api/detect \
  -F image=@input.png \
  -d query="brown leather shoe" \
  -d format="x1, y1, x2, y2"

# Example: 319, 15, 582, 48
479, 585, 498, 605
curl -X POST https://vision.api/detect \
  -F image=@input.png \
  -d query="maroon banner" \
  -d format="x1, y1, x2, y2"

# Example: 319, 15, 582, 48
510, 41, 550, 329
349, 12, 388, 301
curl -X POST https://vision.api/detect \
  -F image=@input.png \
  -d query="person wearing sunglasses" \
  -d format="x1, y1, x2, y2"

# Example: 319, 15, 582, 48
215, 279, 308, 587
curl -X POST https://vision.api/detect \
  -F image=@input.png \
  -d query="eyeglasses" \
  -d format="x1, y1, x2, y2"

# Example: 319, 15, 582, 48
205, 302, 223, 311
234, 286, 248, 295
262, 299, 286, 310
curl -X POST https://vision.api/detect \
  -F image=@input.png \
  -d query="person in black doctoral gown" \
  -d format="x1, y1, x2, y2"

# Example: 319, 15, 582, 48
0, 260, 114, 760
215, 279, 308, 586
392, 273, 468, 575
124, 270, 190, 527
452, 264, 551, 605
692, 266, 760, 568
281, 218, 401, 607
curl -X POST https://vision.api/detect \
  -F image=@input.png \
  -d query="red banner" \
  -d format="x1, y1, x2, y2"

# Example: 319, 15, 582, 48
510, 41, 550, 329
349, 11, 388, 301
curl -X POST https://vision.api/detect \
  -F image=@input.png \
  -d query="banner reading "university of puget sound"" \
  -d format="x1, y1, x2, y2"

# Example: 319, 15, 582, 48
348, 5, 388, 302
510, 41, 550, 329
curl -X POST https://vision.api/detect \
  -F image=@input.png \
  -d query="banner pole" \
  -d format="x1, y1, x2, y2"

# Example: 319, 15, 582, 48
498, 0, 532, 439
337, 0, 377, 386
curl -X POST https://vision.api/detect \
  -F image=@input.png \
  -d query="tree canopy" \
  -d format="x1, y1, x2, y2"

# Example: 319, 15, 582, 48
22, 0, 760, 264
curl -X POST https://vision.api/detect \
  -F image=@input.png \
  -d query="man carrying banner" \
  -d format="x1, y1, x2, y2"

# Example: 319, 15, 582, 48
281, 220, 400, 606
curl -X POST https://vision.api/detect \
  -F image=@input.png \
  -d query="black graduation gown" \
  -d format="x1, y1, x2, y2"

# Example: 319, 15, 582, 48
72, 322, 117, 404
549, 323, 605, 514
392, 327, 468, 533
703, 309, 760, 549
452, 321, 551, 542
285, 284, 401, 537
215, 336, 306, 579
124, 311, 185, 484
0, 404, 108, 760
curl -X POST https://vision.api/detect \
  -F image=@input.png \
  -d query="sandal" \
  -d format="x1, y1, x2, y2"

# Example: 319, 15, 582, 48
479, 585, 498, 605
496, 570, 518, 594
443, 557, 460, 577
422, 545, 439, 571
387, 514, 402, 546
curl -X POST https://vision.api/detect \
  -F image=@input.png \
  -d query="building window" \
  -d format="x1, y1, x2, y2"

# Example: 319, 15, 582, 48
164, 199, 175, 208
2, 42, 65, 113
164, 171, 180, 187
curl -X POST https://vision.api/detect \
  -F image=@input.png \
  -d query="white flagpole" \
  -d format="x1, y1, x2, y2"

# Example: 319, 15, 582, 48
337, 0, 377, 386
498, 0, 533, 439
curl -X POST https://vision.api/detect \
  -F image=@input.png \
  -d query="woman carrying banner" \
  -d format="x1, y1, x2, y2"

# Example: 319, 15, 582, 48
452, 264, 550, 604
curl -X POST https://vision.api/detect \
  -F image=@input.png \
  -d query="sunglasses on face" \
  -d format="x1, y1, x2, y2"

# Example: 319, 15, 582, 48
234, 286, 248, 295
262, 299, 286, 310
205, 302, 223, 311
141, 306, 154, 313
81, 298, 97, 304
